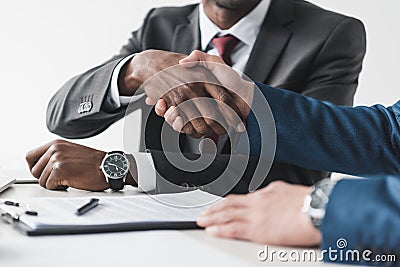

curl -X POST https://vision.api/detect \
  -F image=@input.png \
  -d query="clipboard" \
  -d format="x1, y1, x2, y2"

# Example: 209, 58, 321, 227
1, 213, 199, 236
0, 190, 221, 236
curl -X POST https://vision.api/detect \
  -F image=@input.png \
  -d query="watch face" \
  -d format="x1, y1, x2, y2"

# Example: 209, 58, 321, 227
102, 153, 129, 179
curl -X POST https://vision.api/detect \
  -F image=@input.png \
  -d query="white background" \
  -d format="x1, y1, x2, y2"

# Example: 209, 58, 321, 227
0, 0, 399, 172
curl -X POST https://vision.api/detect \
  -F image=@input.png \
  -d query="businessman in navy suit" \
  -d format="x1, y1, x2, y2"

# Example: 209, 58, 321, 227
26, 56, 400, 264
26, 52, 400, 264
193, 80, 400, 263
168, 52, 399, 265
160, 51, 400, 177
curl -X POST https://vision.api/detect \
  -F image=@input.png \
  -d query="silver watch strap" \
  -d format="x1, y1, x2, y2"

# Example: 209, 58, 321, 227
304, 178, 336, 228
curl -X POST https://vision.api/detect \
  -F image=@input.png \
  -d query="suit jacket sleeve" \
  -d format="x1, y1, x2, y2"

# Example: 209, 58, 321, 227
148, 150, 261, 195
254, 82, 400, 176
301, 18, 366, 106
46, 8, 156, 139
321, 177, 400, 265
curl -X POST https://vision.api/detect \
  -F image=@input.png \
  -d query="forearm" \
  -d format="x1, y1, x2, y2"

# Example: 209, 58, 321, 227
46, 9, 151, 138
255, 82, 400, 176
46, 58, 128, 138
47, 54, 148, 139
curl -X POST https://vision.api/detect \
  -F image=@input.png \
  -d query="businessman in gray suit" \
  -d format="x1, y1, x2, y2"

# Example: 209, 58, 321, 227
46, 0, 366, 189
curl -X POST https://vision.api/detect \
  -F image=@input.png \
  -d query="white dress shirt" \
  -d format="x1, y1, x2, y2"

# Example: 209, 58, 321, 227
105, 1, 271, 191
199, 0, 271, 72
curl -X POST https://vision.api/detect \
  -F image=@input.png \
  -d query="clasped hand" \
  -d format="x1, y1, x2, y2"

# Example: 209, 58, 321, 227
120, 50, 253, 138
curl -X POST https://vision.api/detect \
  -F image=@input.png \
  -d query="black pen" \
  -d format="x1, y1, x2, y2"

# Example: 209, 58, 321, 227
76, 198, 99, 216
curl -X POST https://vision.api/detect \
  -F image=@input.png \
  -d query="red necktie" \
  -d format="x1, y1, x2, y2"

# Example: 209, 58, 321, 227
211, 34, 240, 67
208, 34, 240, 145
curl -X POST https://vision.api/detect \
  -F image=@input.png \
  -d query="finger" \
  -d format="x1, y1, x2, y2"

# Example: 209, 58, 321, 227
205, 222, 250, 240
164, 106, 184, 132
45, 167, 67, 190
163, 83, 226, 136
155, 99, 168, 117
219, 102, 246, 132
197, 207, 247, 227
172, 116, 202, 139
179, 50, 225, 68
201, 195, 247, 216
164, 106, 179, 126
30, 145, 57, 178
177, 100, 214, 137
176, 85, 226, 136
187, 89, 227, 135
38, 159, 56, 188
170, 115, 183, 131
145, 96, 156, 106
25, 140, 58, 170
164, 107, 202, 138
178, 50, 203, 68
180, 123, 203, 139
172, 114, 203, 138
204, 84, 245, 132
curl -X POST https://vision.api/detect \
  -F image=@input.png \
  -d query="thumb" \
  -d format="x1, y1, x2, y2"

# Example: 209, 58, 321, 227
179, 50, 208, 68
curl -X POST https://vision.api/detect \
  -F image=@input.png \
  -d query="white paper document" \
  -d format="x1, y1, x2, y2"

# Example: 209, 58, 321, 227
1, 190, 222, 230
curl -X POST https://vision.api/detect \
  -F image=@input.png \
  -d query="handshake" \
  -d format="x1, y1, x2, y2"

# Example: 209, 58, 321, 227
119, 50, 254, 138
25, 50, 258, 192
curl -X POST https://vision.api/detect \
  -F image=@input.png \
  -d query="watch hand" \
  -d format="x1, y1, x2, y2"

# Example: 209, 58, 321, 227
109, 163, 123, 171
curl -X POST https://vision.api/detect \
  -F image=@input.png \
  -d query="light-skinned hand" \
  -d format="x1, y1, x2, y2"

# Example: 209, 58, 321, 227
155, 50, 253, 135
197, 181, 321, 247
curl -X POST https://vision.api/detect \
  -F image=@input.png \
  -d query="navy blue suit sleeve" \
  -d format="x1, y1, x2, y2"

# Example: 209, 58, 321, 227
253, 82, 400, 176
321, 177, 400, 265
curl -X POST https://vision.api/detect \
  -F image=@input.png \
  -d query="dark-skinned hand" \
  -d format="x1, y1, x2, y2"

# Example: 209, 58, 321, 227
25, 140, 135, 191
118, 49, 246, 138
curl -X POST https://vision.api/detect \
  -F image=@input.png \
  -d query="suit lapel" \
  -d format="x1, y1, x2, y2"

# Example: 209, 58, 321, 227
244, 0, 294, 82
172, 6, 201, 54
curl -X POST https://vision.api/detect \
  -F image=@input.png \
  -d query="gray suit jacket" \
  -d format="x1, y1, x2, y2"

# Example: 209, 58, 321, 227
46, 0, 366, 190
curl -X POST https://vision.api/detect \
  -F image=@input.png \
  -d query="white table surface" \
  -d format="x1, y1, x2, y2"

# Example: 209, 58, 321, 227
0, 184, 343, 267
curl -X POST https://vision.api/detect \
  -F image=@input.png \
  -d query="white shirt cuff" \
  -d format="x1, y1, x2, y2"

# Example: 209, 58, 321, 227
132, 152, 156, 192
104, 54, 144, 111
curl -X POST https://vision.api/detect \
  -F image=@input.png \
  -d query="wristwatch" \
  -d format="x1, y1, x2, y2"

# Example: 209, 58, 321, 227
303, 178, 336, 229
100, 151, 130, 191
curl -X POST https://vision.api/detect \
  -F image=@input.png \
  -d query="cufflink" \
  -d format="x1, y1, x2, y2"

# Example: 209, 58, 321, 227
78, 96, 93, 114
180, 182, 190, 190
